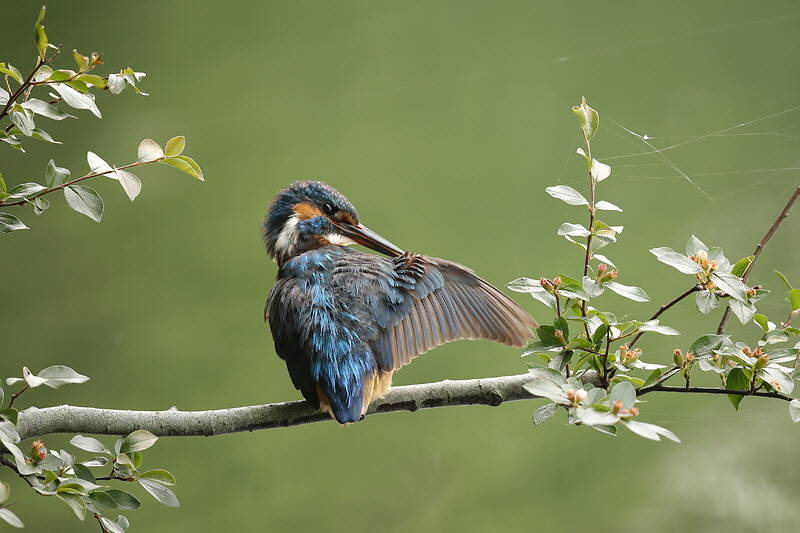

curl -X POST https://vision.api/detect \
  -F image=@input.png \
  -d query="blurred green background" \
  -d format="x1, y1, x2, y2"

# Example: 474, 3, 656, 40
2, 2, 800, 532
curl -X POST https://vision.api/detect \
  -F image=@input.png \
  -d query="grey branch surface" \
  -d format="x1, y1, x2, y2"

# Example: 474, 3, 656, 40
16, 374, 541, 440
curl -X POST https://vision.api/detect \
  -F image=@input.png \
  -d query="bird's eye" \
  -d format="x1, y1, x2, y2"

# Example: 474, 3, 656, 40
322, 203, 336, 216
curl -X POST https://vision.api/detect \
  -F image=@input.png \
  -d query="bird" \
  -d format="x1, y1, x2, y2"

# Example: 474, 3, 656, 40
263, 180, 537, 424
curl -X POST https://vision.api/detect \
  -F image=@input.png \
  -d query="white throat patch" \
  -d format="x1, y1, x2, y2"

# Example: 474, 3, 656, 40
325, 233, 357, 247
273, 214, 299, 262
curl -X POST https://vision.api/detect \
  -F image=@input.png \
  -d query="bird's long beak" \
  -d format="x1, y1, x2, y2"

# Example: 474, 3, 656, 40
334, 222, 404, 257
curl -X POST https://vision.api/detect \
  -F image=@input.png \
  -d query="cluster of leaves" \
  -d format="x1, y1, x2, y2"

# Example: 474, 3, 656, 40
0, 366, 177, 531
0, 6, 203, 234
508, 98, 800, 440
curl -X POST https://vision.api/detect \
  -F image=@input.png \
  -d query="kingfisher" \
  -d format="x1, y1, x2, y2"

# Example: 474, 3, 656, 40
263, 180, 537, 424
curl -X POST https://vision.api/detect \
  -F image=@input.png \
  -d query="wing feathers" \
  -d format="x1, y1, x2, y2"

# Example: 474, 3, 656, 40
372, 254, 537, 372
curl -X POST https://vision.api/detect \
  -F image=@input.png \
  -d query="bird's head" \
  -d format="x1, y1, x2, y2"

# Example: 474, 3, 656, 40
263, 180, 404, 265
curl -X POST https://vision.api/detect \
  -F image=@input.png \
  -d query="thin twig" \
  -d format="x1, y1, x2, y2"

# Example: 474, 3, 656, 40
717, 185, 800, 335
638, 383, 794, 401
628, 284, 703, 349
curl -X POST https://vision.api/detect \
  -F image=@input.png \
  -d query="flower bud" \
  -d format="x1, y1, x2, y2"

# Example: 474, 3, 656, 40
673, 349, 684, 367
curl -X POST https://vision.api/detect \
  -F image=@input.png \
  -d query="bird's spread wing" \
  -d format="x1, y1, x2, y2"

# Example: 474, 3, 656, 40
369, 253, 537, 372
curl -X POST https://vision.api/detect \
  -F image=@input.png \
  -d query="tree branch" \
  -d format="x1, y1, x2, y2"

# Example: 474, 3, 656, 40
15, 374, 542, 440
717, 185, 800, 335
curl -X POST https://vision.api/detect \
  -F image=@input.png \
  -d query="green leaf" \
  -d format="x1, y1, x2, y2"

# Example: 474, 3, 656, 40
0, 481, 8, 503
726, 367, 750, 410
100, 516, 127, 533
106, 489, 141, 510
695, 290, 719, 314
87, 151, 113, 175
31, 127, 60, 144
137, 469, 176, 486
638, 320, 680, 336
38, 365, 89, 388
604, 281, 650, 302
573, 96, 599, 141
790, 289, 800, 313
7, 182, 47, 199
119, 429, 158, 453
557, 222, 590, 237
164, 136, 186, 156
641, 368, 663, 390
545, 185, 589, 206
591, 159, 611, 182
622, 420, 680, 443
75, 74, 107, 89
160, 155, 204, 181
138, 479, 179, 507
0, 63, 23, 84
507, 277, 542, 293
651, 250, 702, 274
729, 299, 757, 325
557, 283, 589, 301
582, 277, 604, 299
73, 463, 96, 483
0, 213, 29, 233
90, 490, 119, 510
689, 334, 728, 357
532, 402, 558, 425
114, 168, 142, 201
595, 200, 621, 212
9, 106, 35, 136
57, 492, 87, 520
34, 6, 48, 58
731, 256, 754, 278
45, 159, 71, 187
685, 235, 708, 257
609, 381, 636, 410
115, 515, 130, 531
51, 83, 102, 118
0, 421, 21, 443
790, 399, 800, 423
0, 409, 19, 425
70, 435, 112, 455
775, 270, 794, 291
65, 184, 103, 222
20, 98, 75, 120
137, 139, 164, 162
0, 507, 24, 528
759, 366, 794, 395
73, 50, 89, 70
713, 272, 749, 302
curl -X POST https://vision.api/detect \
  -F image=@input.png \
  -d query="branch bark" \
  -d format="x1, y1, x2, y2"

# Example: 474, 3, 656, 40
15, 374, 541, 440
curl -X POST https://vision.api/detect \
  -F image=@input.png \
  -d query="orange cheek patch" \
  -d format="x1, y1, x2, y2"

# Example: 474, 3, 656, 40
339, 212, 357, 225
293, 202, 323, 220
